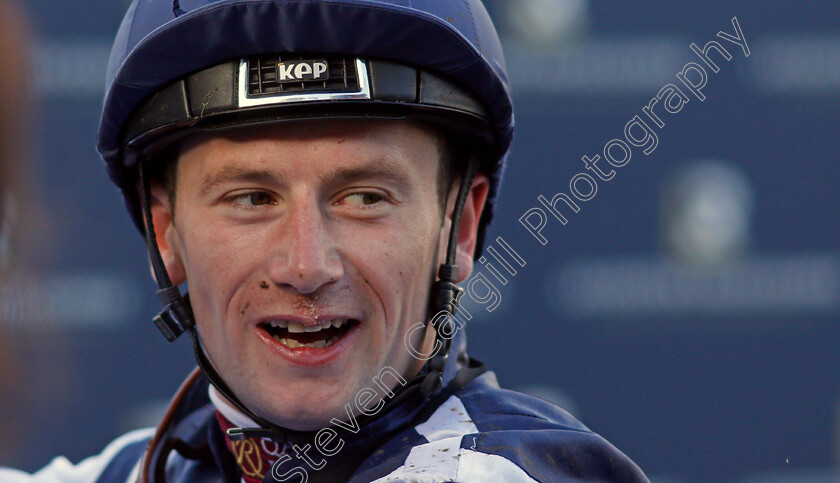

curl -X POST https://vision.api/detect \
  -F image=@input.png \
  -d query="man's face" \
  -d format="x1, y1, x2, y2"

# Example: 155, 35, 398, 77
152, 120, 483, 430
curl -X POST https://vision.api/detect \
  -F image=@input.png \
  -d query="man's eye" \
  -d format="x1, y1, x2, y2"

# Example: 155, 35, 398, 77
231, 192, 275, 206
343, 192, 384, 206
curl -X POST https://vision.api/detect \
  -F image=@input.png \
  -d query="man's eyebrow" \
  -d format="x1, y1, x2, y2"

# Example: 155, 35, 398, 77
197, 165, 281, 196
321, 157, 413, 186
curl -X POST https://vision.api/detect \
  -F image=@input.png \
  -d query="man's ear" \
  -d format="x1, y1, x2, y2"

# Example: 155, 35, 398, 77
146, 182, 186, 285
445, 173, 490, 283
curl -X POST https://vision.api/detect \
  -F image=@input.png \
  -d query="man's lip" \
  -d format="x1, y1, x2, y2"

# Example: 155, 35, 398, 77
254, 318, 361, 366
255, 314, 362, 327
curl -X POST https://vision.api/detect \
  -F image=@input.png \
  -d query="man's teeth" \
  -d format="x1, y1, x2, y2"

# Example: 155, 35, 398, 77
267, 318, 350, 333
265, 319, 351, 349
272, 337, 327, 349
271, 332, 344, 349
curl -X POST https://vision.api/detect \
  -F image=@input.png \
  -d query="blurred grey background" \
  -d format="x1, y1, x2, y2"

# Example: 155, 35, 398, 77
1, 1, 839, 482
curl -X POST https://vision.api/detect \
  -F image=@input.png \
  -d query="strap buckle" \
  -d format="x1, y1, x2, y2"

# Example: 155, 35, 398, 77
153, 305, 189, 342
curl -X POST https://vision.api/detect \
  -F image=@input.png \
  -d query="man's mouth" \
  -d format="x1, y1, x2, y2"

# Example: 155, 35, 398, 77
259, 319, 358, 349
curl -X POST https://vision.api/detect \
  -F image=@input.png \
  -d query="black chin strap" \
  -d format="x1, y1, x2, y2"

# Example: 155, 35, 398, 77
138, 162, 194, 341
191, 327, 280, 434
137, 151, 479, 438
138, 160, 272, 429
421, 154, 479, 396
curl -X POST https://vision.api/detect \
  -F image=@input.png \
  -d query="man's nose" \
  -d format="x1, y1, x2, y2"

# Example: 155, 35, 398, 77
266, 200, 343, 294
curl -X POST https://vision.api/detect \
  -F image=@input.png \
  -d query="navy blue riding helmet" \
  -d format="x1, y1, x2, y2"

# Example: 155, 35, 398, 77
98, 0, 514, 239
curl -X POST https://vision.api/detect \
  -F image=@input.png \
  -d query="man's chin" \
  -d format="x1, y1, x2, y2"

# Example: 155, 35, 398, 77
261, 404, 351, 432
241, 387, 357, 431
